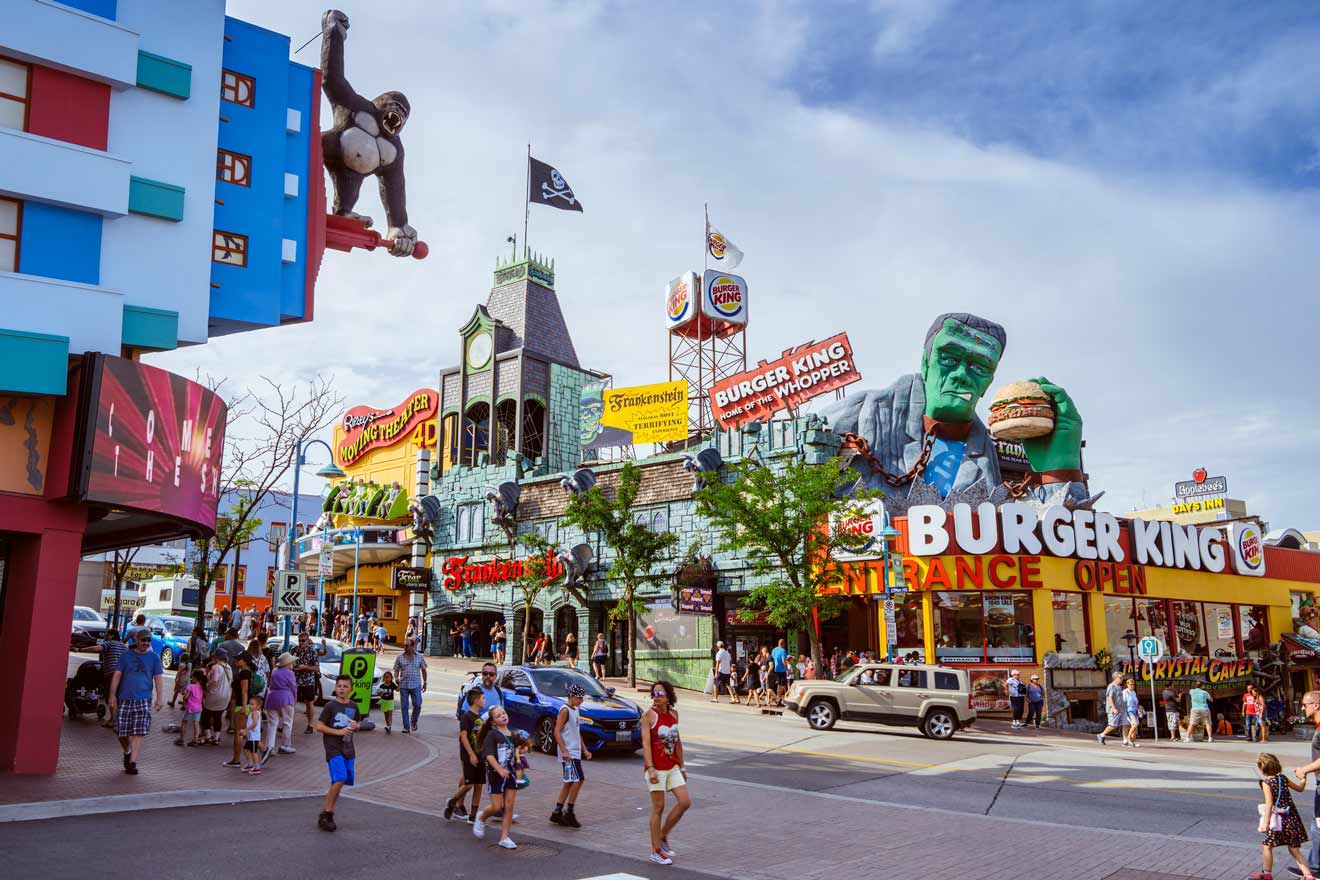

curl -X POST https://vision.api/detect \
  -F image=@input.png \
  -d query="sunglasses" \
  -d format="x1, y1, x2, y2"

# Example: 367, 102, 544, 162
482, 671, 496, 677
651, 691, 666, 698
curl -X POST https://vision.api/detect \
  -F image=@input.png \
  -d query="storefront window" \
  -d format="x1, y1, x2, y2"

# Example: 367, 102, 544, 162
1136, 598, 1173, 652
932, 591, 1034, 663
1104, 596, 1137, 662
893, 592, 924, 654
1241, 605, 1269, 653
1051, 592, 1089, 654
1171, 600, 1207, 655
1205, 602, 1236, 658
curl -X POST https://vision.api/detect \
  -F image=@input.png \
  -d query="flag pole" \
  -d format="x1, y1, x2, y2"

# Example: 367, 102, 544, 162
523, 144, 531, 259
703, 202, 709, 272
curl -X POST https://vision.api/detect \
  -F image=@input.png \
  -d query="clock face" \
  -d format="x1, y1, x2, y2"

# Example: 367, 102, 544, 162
466, 331, 492, 370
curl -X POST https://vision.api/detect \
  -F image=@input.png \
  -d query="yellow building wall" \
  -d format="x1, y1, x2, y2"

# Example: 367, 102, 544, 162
322, 563, 409, 642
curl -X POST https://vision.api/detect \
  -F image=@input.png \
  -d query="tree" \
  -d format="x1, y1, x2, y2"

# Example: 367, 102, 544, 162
694, 454, 878, 670
512, 533, 561, 663
564, 462, 678, 688
187, 376, 341, 627
107, 544, 186, 630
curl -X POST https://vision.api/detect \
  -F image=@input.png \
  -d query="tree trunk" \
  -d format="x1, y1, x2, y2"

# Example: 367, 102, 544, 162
808, 627, 822, 677
626, 589, 637, 689
522, 597, 533, 664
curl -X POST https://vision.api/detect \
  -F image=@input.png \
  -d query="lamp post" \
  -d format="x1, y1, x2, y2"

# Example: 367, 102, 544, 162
1121, 630, 1138, 669
877, 510, 901, 662
284, 437, 345, 650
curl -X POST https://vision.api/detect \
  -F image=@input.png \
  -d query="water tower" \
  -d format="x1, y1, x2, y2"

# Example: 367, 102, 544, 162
666, 269, 748, 439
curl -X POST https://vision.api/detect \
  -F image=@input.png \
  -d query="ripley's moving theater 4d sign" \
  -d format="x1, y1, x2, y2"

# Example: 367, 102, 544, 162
336, 388, 437, 467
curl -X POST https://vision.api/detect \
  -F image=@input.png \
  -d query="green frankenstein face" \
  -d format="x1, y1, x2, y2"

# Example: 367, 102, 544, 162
921, 318, 1003, 422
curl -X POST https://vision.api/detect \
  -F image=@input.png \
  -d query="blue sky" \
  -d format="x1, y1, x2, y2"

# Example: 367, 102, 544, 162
156, 1, 1320, 528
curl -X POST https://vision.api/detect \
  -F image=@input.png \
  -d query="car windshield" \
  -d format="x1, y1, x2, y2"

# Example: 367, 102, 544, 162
318, 641, 347, 662
529, 668, 610, 699
156, 618, 194, 636
73, 608, 103, 623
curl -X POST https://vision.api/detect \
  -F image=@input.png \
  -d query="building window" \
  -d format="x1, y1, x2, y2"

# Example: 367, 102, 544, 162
380, 597, 396, 620
651, 511, 667, 533
521, 399, 546, 461
1241, 605, 1269, 654
441, 413, 459, 470
212, 229, 248, 267
462, 402, 490, 466
455, 502, 484, 544
1205, 602, 1236, 658
0, 56, 30, 131
1104, 596, 1137, 662
268, 522, 288, 551
216, 149, 251, 186
235, 566, 247, 595
221, 69, 255, 107
494, 399, 517, 463
933, 591, 1035, 663
0, 196, 19, 273
893, 592, 924, 654
1051, 592, 1090, 654
1135, 598, 1173, 654
1171, 600, 1207, 655
266, 567, 275, 592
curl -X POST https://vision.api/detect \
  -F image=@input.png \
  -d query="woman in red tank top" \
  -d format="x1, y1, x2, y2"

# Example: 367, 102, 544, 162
641, 680, 690, 866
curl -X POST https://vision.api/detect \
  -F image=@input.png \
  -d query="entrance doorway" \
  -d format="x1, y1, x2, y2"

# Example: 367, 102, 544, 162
554, 605, 579, 662
512, 606, 545, 663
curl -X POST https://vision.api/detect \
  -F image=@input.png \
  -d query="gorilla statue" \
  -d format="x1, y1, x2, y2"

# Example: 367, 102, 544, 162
320, 9, 417, 257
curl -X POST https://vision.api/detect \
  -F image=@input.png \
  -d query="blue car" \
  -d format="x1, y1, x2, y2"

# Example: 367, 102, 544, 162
143, 615, 196, 670
460, 666, 643, 755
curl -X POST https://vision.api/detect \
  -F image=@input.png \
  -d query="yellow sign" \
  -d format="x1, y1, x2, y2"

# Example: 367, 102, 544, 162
1171, 498, 1224, 515
598, 380, 689, 445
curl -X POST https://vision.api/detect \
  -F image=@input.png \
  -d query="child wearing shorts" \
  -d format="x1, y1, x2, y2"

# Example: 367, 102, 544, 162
379, 671, 397, 734
242, 694, 264, 774
550, 683, 592, 827
181, 668, 205, 746
445, 687, 485, 822
316, 674, 360, 832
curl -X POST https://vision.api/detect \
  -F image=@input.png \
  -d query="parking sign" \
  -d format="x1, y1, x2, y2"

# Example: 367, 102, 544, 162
274, 570, 307, 615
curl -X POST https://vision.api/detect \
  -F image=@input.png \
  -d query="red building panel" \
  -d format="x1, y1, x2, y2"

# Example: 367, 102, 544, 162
27, 65, 110, 151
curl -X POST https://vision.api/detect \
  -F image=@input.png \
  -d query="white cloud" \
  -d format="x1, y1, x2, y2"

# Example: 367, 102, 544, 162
151, 1, 1320, 526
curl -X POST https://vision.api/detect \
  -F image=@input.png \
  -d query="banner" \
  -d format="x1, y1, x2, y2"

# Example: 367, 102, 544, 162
709, 332, 861, 428
705, 220, 744, 270
581, 380, 687, 448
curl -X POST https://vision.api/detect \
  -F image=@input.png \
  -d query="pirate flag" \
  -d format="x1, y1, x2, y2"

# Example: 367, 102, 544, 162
528, 157, 583, 212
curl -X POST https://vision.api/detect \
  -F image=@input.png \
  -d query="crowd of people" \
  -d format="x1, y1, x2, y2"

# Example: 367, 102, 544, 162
444, 618, 584, 669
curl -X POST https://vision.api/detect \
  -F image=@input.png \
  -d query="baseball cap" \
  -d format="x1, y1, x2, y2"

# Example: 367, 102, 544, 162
567, 684, 585, 698
1010, 669, 1020, 676
1030, 674, 1039, 680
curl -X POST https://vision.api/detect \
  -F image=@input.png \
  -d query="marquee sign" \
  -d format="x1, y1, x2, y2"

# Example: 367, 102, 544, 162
440, 552, 564, 591
336, 388, 438, 467
709, 332, 861, 428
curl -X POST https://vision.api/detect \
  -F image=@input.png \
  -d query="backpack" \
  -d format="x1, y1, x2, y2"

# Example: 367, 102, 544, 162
251, 670, 266, 697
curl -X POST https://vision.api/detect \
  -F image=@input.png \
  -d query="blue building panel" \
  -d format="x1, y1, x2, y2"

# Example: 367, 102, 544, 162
55, 0, 117, 20
210, 17, 316, 335
18, 202, 102, 285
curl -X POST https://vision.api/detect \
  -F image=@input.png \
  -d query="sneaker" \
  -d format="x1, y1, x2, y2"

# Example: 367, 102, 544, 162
472, 819, 486, 839
549, 811, 566, 826
318, 811, 336, 832
564, 811, 581, 828
444, 799, 456, 821
1096, 734, 1106, 745
260, 748, 274, 766
650, 852, 673, 866
385, 727, 391, 735
173, 739, 184, 747
659, 839, 676, 857
249, 767, 262, 775
125, 762, 138, 776
510, 813, 520, 823
278, 746, 296, 754
455, 804, 469, 818
498, 838, 517, 850
223, 759, 241, 767
122, 752, 131, 769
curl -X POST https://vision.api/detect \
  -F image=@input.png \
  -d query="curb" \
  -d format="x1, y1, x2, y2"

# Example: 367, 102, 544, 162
0, 788, 320, 824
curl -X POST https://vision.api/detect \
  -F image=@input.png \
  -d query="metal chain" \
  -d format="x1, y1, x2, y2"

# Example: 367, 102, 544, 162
838, 431, 938, 489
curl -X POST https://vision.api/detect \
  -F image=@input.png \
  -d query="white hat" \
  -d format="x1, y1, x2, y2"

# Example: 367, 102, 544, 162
1010, 669, 1020, 675
717, 641, 725, 648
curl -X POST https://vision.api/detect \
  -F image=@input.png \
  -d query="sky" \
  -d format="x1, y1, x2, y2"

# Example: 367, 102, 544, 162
152, 0, 1320, 529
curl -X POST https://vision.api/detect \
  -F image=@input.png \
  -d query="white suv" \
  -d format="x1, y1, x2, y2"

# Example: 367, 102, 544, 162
785, 663, 976, 740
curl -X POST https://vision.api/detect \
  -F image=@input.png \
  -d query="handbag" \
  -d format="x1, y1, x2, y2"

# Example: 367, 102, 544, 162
1259, 777, 1287, 833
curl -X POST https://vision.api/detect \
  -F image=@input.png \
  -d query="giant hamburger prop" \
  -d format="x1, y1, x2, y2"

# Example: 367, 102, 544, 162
987, 381, 1055, 440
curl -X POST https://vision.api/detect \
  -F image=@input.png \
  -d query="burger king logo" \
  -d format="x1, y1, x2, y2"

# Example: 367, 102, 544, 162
1239, 527, 1263, 570
708, 276, 743, 317
1230, 521, 1266, 577
667, 280, 690, 322
707, 232, 727, 260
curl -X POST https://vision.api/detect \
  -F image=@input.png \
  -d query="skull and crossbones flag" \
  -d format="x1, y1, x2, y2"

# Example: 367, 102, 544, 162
528, 156, 583, 212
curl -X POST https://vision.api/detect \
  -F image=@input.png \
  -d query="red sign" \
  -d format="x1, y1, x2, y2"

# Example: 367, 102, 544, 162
708, 332, 861, 428
336, 388, 437, 467
441, 552, 564, 591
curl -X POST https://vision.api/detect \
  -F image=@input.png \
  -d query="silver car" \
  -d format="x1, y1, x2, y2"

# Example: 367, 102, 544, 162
313, 638, 383, 706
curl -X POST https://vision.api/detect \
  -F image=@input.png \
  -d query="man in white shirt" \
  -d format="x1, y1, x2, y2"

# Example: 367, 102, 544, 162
712, 642, 739, 704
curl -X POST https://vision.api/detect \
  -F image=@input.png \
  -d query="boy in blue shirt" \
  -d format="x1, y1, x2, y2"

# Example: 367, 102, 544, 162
770, 640, 790, 706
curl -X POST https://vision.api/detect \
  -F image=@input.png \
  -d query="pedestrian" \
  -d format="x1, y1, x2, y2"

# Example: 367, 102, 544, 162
532, 631, 547, 666
757, 647, 773, 707
316, 674, 360, 832
490, 620, 504, 665
711, 641, 738, 704
182, 668, 205, 746
450, 620, 463, 658
242, 694, 264, 774
375, 620, 387, 651
226, 653, 254, 768
563, 631, 578, 667
261, 652, 298, 763
378, 671, 397, 734
202, 655, 231, 745
1187, 678, 1214, 743
1290, 690, 1320, 877
466, 661, 505, 719
472, 705, 520, 849
1163, 684, 1181, 741
460, 617, 474, 658
1122, 678, 1143, 748
1252, 752, 1312, 880
550, 683, 593, 827
742, 651, 763, 709
107, 629, 165, 775
1007, 669, 1026, 729
219, 606, 232, 635
591, 633, 608, 679
356, 613, 370, 647
188, 624, 209, 665
94, 628, 127, 728
1026, 674, 1045, 729
642, 680, 688, 866
238, 611, 254, 641
392, 637, 428, 733
294, 633, 327, 735
445, 687, 485, 822
769, 639, 790, 706
1097, 671, 1125, 745
213, 628, 245, 666
1244, 685, 1263, 743
166, 651, 190, 710
125, 613, 150, 642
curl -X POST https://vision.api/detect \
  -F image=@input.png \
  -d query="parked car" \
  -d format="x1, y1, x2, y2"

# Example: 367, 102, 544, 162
70, 606, 109, 651
143, 615, 197, 670
314, 639, 383, 706
455, 665, 642, 755
784, 663, 976, 740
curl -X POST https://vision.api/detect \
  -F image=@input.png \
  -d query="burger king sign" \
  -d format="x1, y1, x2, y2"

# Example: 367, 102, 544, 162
1229, 521, 1266, 577
665, 271, 698, 329
701, 269, 748, 324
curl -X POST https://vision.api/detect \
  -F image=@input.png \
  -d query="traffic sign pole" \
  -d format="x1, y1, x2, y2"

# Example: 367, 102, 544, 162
1138, 636, 1164, 741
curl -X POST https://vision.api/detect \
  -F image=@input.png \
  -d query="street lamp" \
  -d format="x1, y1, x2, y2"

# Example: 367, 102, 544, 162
877, 511, 902, 661
1121, 630, 1139, 669
284, 438, 345, 649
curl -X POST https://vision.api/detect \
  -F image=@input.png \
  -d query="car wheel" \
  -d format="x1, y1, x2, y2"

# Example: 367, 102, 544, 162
806, 699, 837, 731
924, 709, 956, 740
536, 718, 556, 755
160, 647, 174, 670
96, 703, 107, 719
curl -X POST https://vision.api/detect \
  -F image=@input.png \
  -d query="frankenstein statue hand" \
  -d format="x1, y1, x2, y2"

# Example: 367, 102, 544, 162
387, 224, 417, 257
1018, 376, 1083, 473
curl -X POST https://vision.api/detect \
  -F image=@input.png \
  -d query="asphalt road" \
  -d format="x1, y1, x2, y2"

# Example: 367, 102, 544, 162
0, 796, 706, 879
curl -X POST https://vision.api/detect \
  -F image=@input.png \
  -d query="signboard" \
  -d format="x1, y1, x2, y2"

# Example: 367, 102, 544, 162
335, 388, 438, 468
1174, 468, 1228, 500
637, 604, 701, 651
709, 332, 861, 429
700, 269, 748, 324
1170, 498, 1226, 516
882, 599, 897, 649
581, 380, 688, 447
969, 669, 1011, 712
318, 544, 334, 578
993, 437, 1031, 476
440, 552, 564, 591
78, 354, 228, 530
1137, 636, 1163, 662
340, 648, 376, 718
831, 499, 888, 560
1118, 657, 1253, 691
678, 585, 713, 613
392, 566, 432, 591
273, 570, 307, 615
1229, 521, 1265, 577
665, 271, 699, 330
99, 590, 145, 612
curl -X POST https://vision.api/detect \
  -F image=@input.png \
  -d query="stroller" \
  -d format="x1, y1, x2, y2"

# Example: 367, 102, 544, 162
64, 659, 105, 720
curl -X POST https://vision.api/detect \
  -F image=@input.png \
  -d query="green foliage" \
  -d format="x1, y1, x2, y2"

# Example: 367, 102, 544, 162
563, 462, 678, 685
694, 454, 882, 663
